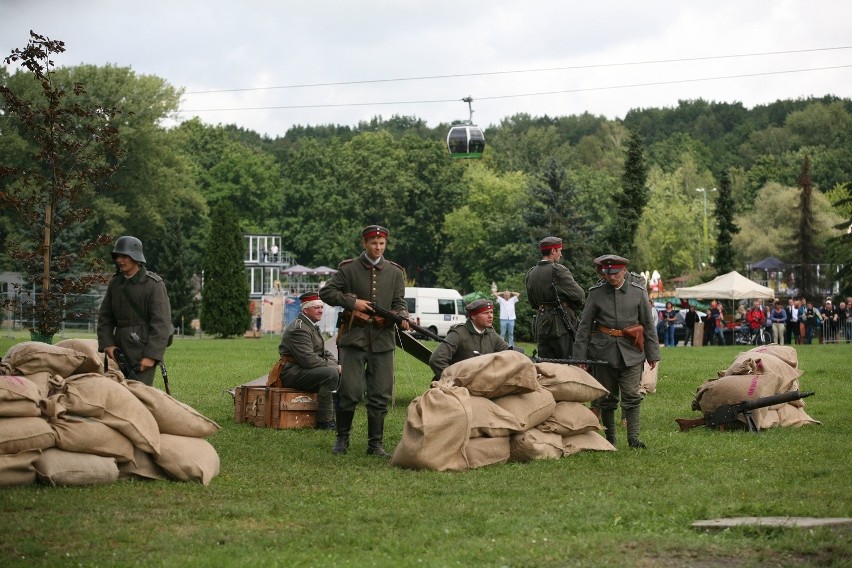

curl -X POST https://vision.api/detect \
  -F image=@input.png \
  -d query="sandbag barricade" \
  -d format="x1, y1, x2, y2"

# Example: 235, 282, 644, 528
392, 358, 614, 472
0, 341, 221, 486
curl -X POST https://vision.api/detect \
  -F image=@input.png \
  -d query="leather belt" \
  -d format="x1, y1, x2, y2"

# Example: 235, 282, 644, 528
597, 324, 625, 337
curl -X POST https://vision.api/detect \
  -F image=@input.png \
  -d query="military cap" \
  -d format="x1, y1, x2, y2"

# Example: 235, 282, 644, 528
362, 225, 389, 239
299, 292, 323, 310
465, 298, 494, 316
539, 236, 563, 252
595, 254, 629, 274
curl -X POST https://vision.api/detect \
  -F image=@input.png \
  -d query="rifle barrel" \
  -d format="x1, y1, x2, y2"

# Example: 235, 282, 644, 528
742, 390, 814, 411
369, 302, 448, 344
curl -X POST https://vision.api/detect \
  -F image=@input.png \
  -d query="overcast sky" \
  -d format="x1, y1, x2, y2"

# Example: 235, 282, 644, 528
2, 1, 850, 138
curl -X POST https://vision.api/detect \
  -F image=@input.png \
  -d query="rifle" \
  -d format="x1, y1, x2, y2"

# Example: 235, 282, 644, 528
675, 390, 815, 433
160, 361, 172, 396
114, 348, 140, 381
531, 356, 608, 366
369, 302, 450, 344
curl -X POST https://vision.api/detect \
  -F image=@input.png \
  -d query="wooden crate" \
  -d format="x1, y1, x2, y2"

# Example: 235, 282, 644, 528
234, 386, 271, 427
269, 388, 317, 429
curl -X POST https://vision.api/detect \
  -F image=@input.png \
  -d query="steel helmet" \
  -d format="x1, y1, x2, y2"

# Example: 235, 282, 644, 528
112, 236, 146, 264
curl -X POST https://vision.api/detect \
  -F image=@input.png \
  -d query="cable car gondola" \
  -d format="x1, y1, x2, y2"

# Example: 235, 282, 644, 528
446, 96, 485, 159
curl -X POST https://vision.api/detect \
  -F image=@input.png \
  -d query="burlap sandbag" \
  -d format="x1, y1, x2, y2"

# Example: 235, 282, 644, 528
468, 396, 523, 438
56, 373, 160, 455
493, 387, 556, 430
509, 428, 564, 462
745, 345, 798, 368
119, 447, 169, 481
153, 434, 220, 485
721, 353, 802, 383
22, 371, 58, 399
0, 449, 41, 487
123, 380, 220, 438
640, 360, 658, 395
0, 416, 56, 453
693, 374, 795, 430
0, 375, 42, 417
535, 362, 609, 402
2, 342, 86, 377
563, 431, 617, 456
776, 403, 821, 427
390, 385, 472, 472
539, 401, 602, 436
54, 338, 105, 375
464, 436, 510, 469
51, 415, 136, 464
439, 350, 538, 399
35, 448, 119, 486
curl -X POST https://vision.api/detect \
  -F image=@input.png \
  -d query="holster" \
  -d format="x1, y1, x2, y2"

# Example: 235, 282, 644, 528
266, 355, 293, 387
343, 310, 388, 329
621, 324, 645, 353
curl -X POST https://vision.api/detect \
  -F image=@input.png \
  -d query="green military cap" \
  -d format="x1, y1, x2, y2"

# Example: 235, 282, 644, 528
465, 298, 494, 316
594, 254, 629, 274
539, 236, 562, 252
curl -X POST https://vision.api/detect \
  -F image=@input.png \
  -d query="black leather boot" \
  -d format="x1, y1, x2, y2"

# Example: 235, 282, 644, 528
366, 414, 389, 457
625, 406, 647, 449
332, 411, 354, 455
601, 409, 616, 445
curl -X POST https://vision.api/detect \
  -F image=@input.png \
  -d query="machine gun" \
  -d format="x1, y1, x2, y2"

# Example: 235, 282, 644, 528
114, 348, 140, 381
675, 390, 815, 433
369, 302, 450, 344
531, 356, 608, 367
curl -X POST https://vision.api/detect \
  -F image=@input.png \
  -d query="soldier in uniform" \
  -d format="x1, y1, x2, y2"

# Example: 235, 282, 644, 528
277, 292, 341, 430
524, 236, 585, 359
573, 255, 660, 448
319, 225, 409, 457
428, 299, 509, 380
97, 236, 172, 386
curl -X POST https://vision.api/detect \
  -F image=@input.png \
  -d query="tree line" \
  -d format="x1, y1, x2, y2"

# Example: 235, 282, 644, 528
2, 54, 850, 335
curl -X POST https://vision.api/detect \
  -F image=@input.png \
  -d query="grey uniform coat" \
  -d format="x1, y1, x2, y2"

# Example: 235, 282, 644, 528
278, 313, 339, 377
428, 320, 509, 378
525, 260, 585, 337
573, 279, 660, 369
97, 267, 172, 382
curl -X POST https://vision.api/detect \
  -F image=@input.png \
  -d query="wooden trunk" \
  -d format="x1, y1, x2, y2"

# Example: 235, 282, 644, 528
269, 388, 317, 429
234, 386, 272, 427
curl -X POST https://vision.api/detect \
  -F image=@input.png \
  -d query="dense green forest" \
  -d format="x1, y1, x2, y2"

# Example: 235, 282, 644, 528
2, 62, 851, 324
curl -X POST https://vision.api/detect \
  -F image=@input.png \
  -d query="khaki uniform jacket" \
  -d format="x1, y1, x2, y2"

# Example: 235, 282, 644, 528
525, 260, 585, 337
319, 252, 408, 352
278, 313, 338, 379
573, 279, 660, 369
428, 319, 509, 378
97, 267, 172, 365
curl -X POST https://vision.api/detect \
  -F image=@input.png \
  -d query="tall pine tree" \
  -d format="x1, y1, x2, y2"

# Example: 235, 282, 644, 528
158, 215, 199, 335
713, 170, 740, 275
608, 129, 649, 259
200, 201, 251, 337
795, 155, 820, 298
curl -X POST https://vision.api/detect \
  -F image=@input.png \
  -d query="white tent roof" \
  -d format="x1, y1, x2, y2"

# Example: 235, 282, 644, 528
675, 271, 774, 300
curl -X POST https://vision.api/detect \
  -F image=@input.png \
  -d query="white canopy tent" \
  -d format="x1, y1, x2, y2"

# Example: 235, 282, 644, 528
675, 271, 774, 300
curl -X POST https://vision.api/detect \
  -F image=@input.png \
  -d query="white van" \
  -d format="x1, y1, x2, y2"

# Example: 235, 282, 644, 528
404, 287, 466, 338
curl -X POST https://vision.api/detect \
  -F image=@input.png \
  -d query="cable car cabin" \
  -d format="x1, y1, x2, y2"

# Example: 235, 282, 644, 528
446, 125, 485, 159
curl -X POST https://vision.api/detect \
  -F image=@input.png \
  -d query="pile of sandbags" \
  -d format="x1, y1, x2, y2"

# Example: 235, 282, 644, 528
390, 350, 615, 472
690, 344, 820, 430
0, 340, 221, 487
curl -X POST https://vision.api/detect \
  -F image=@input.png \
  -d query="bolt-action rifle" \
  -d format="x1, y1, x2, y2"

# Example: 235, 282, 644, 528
675, 390, 815, 433
114, 348, 140, 381
368, 302, 450, 344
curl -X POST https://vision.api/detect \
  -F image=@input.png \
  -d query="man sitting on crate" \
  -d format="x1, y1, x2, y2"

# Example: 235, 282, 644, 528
274, 292, 340, 430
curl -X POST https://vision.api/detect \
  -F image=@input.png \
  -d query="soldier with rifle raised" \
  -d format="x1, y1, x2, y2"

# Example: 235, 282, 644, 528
573, 254, 660, 449
428, 299, 509, 380
525, 236, 585, 359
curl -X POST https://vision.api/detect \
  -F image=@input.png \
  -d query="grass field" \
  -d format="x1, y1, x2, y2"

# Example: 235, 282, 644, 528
0, 331, 850, 567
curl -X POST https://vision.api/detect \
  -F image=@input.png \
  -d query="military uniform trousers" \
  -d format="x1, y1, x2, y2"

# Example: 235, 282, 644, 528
338, 346, 395, 416
536, 332, 574, 360
592, 362, 644, 411
281, 365, 339, 423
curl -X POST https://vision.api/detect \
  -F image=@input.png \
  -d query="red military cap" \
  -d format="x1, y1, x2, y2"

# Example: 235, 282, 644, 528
465, 299, 493, 316
594, 254, 629, 274
539, 236, 562, 252
299, 292, 323, 310
362, 225, 389, 239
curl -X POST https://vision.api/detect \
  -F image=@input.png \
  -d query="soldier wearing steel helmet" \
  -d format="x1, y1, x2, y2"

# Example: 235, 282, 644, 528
97, 236, 172, 386
573, 254, 660, 449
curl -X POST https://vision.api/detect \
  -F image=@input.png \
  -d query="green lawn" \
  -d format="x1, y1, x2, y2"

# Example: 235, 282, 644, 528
1, 332, 850, 567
